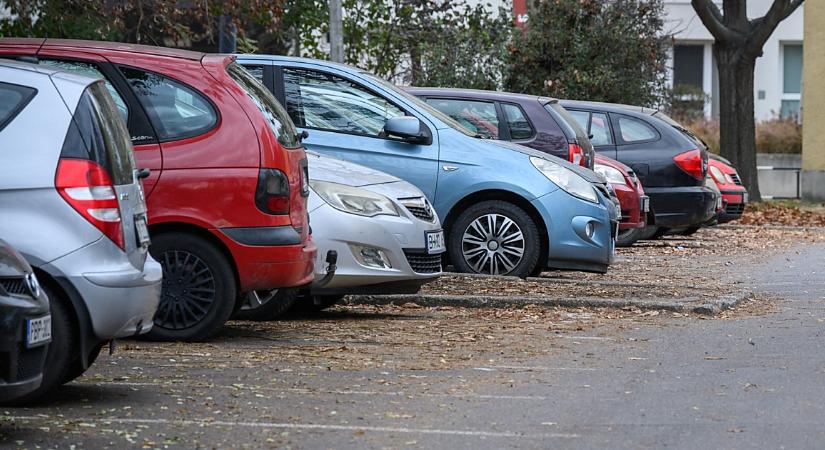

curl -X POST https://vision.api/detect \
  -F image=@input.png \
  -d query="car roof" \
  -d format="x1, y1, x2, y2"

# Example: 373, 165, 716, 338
560, 99, 658, 116
405, 86, 557, 104
237, 54, 359, 72
0, 58, 97, 87
3, 37, 207, 61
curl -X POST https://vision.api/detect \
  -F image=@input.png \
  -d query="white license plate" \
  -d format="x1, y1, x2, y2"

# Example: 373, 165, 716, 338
135, 216, 150, 246
742, 192, 749, 203
26, 315, 51, 347
425, 230, 446, 254
641, 196, 650, 213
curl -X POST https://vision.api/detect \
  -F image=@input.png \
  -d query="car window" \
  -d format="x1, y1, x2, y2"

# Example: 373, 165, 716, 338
568, 110, 590, 131
40, 59, 129, 122
501, 103, 533, 140
227, 63, 299, 148
0, 82, 36, 133
243, 65, 265, 83
284, 68, 405, 137
120, 66, 217, 141
616, 115, 658, 143
61, 81, 136, 185
424, 98, 499, 139
590, 113, 613, 146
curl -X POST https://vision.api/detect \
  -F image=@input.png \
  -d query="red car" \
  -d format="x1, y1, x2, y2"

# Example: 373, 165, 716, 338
708, 155, 748, 223
0, 39, 317, 341
594, 155, 650, 247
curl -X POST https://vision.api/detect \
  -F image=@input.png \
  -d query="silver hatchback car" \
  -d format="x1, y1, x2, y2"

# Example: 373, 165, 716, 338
0, 61, 161, 400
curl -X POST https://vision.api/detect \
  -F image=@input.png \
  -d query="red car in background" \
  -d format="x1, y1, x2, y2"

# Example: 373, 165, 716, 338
708, 155, 748, 223
594, 155, 650, 246
0, 39, 317, 341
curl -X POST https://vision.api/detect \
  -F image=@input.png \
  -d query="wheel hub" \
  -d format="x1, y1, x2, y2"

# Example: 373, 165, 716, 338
461, 213, 526, 275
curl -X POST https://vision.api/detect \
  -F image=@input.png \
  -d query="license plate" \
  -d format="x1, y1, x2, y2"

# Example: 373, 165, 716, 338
135, 216, 150, 246
26, 315, 51, 347
640, 196, 650, 213
742, 192, 749, 203
425, 230, 446, 254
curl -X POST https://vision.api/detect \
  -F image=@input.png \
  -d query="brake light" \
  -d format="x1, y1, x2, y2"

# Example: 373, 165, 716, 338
568, 143, 586, 167
55, 159, 124, 249
255, 168, 290, 215
673, 149, 705, 180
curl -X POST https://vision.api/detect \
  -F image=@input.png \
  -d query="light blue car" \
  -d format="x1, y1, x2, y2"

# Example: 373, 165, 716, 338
236, 55, 618, 276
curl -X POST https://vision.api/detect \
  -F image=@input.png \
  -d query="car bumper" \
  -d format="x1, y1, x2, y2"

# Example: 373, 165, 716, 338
42, 239, 162, 339
0, 298, 49, 402
532, 188, 616, 273
645, 185, 718, 228
307, 204, 442, 295
218, 227, 317, 291
718, 189, 748, 224
613, 182, 648, 230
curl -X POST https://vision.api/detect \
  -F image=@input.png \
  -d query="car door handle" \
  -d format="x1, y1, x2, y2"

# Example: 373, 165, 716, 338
442, 165, 459, 172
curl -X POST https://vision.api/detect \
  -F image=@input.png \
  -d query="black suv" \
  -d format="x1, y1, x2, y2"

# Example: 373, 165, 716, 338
0, 239, 50, 404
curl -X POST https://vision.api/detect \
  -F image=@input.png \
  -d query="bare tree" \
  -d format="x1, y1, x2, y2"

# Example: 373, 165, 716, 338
691, 0, 803, 201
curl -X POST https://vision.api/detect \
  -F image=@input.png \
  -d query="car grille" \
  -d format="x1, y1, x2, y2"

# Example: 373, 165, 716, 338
403, 250, 442, 274
399, 197, 436, 222
730, 173, 743, 186
0, 277, 28, 296
725, 203, 746, 215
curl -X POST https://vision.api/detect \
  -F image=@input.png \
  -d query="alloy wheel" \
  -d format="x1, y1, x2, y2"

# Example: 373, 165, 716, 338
156, 250, 216, 330
240, 290, 279, 311
461, 213, 525, 275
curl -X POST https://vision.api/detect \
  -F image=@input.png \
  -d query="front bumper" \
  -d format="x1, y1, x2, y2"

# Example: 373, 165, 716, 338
613, 182, 648, 230
718, 189, 748, 224
645, 185, 718, 228
42, 238, 162, 339
0, 296, 49, 402
307, 203, 443, 295
532, 188, 616, 273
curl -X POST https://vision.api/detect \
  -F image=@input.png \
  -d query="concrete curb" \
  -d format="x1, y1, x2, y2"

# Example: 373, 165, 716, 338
347, 291, 752, 316
718, 224, 825, 232
440, 271, 707, 291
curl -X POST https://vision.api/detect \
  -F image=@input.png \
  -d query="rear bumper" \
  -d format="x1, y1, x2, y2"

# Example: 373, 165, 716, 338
220, 227, 317, 291
645, 185, 718, 228
532, 188, 616, 273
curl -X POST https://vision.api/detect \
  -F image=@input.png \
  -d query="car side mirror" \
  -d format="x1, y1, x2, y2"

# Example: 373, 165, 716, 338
384, 116, 431, 145
297, 130, 309, 143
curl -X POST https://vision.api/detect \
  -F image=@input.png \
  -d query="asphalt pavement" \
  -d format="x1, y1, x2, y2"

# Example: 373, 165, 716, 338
2, 239, 825, 449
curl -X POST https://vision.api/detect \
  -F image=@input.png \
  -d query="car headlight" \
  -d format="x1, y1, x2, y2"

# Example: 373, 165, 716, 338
594, 164, 626, 185
709, 166, 726, 184
530, 156, 598, 203
310, 180, 399, 217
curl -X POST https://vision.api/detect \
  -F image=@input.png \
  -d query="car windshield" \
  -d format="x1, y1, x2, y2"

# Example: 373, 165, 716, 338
361, 73, 477, 138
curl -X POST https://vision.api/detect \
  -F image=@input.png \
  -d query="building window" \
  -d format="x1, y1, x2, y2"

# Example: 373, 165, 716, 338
673, 44, 704, 90
781, 43, 803, 119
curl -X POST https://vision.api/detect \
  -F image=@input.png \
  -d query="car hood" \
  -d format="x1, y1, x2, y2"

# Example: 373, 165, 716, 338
487, 139, 605, 184
307, 151, 401, 187
0, 239, 31, 277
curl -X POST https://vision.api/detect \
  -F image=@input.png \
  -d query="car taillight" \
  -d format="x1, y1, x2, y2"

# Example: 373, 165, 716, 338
673, 149, 705, 180
255, 168, 290, 215
568, 143, 586, 167
55, 158, 125, 249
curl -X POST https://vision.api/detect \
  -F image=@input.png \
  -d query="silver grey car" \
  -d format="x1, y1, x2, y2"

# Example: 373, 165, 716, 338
241, 152, 445, 318
0, 61, 161, 400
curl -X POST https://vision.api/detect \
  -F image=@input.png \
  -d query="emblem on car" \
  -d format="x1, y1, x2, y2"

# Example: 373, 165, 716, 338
24, 272, 41, 298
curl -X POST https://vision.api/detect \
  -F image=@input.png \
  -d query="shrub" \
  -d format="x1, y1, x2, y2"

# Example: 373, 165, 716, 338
669, 116, 801, 155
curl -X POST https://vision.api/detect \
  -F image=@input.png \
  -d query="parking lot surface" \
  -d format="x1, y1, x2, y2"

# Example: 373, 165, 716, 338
3, 226, 825, 449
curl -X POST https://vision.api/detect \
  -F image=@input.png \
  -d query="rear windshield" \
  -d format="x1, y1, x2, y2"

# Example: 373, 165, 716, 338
227, 62, 300, 148
61, 81, 136, 185
545, 102, 588, 143
653, 111, 707, 150
0, 82, 36, 132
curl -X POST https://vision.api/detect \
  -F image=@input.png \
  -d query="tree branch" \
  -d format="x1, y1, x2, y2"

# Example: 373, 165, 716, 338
691, 0, 738, 42
750, 0, 804, 50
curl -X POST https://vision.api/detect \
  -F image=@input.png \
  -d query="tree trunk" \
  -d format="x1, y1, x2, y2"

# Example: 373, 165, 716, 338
714, 43, 762, 201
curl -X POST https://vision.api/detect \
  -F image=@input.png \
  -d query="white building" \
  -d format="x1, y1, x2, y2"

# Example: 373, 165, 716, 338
664, 0, 803, 121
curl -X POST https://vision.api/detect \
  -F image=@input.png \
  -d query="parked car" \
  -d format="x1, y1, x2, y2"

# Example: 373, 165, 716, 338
0, 239, 50, 404
0, 39, 317, 341
408, 88, 647, 246
406, 87, 595, 169
708, 154, 748, 224
237, 55, 618, 276
239, 152, 446, 318
559, 100, 718, 238
0, 60, 161, 399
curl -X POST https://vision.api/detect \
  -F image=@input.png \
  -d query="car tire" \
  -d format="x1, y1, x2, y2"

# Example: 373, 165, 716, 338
4, 288, 77, 404
637, 226, 661, 241
680, 226, 701, 236
233, 288, 300, 321
146, 232, 237, 342
449, 200, 541, 277
296, 294, 345, 313
62, 342, 104, 384
616, 227, 646, 247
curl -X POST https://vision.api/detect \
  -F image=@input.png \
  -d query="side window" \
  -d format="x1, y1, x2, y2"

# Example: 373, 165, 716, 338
244, 65, 265, 83
40, 59, 129, 122
120, 66, 218, 141
590, 113, 613, 146
501, 103, 534, 140
283, 68, 404, 136
0, 82, 36, 132
616, 115, 658, 144
424, 98, 499, 139
227, 63, 299, 148
568, 110, 590, 132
